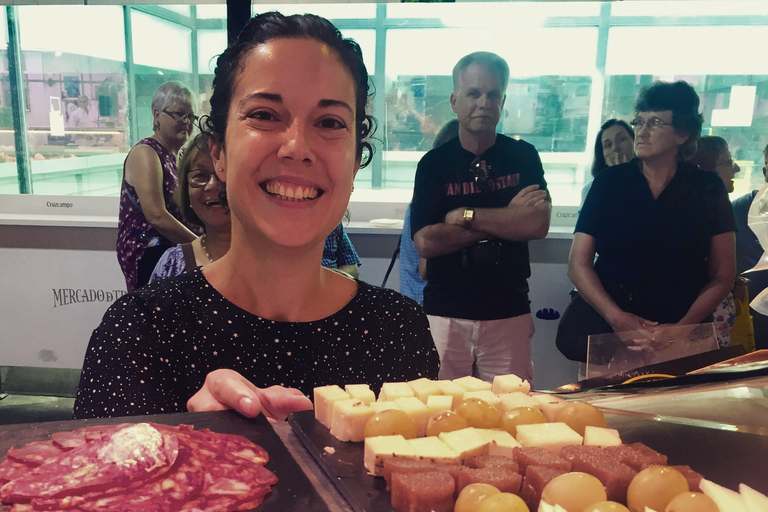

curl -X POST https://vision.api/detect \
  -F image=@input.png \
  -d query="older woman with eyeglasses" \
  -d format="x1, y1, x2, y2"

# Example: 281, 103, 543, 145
116, 81, 203, 291
558, 81, 736, 362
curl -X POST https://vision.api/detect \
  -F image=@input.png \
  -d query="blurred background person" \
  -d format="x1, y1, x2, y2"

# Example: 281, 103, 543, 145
151, 133, 361, 282
582, 119, 635, 203
116, 81, 202, 291
691, 135, 748, 349
66, 94, 94, 128
150, 132, 230, 281
560, 81, 736, 362
731, 143, 768, 350
399, 119, 460, 305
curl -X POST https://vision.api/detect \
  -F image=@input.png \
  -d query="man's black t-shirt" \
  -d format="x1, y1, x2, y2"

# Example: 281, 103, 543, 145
410, 135, 547, 320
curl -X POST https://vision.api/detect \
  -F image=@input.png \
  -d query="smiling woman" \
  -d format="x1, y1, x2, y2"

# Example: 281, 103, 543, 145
73, 12, 439, 422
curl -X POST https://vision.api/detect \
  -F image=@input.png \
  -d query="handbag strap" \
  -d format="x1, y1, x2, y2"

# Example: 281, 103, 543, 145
180, 242, 198, 270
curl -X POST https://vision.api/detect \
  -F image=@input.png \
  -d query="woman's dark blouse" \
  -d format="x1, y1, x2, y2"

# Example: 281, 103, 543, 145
73, 269, 439, 419
575, 159, 736, 323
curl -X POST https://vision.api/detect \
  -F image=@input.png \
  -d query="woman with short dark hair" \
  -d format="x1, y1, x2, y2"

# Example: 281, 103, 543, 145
559, 81, 736, 362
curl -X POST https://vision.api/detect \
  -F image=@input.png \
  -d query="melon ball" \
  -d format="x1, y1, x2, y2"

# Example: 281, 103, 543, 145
554, 402, 607, 436
500, 406, 546, 437
454, 483, 500, 512
665, 492, 719, 512
583, 502, 630, 512
541, 472, 607, 512
476, 492, 529, 512
455, 397, 501, 429
363, 409, 417, 439
626, 466, 689, 512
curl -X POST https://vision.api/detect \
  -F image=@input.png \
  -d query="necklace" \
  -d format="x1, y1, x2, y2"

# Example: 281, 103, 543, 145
200, 234, 216, 263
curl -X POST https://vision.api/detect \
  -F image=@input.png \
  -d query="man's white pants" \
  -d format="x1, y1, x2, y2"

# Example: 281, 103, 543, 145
427, 314, 534, 384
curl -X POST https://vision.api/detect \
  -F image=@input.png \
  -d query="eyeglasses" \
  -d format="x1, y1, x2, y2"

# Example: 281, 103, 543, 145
716, 158, 735, 168
188, 169, 218, 188
163, 109, 199, 123
630, 117, 673, 131
469, 158, 495, 192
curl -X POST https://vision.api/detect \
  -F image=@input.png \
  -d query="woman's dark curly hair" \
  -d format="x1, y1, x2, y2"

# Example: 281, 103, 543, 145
634, 80, 704, 160
202, 11, 375, 167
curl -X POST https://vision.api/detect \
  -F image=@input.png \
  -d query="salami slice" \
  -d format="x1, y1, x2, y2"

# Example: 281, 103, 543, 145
0, 423, 178, 503
0, 458, 36, 486
6, 442, 65, 466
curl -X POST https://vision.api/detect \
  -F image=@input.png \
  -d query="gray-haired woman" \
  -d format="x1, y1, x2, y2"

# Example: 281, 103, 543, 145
116, 81, 202, 291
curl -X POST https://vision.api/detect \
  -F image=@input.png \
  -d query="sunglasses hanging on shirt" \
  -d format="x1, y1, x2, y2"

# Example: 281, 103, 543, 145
469, 157, 495, 192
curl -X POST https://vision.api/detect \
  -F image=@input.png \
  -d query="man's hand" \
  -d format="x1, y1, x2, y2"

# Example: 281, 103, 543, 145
508, 184, 548, 208
187, 369, 313, 422
444, 207, 471, 227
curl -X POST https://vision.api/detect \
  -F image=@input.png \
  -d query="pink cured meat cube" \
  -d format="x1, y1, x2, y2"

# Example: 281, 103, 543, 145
609, 442, 667, 471
670, 465, 704, 492
560, 445, 636, 502
383, 458, 436, 492
519, 465, 568, 511
391, 470, 455, 512
457, 466, 522, 495
513, 446, 571, 474
471, 455, 519, 473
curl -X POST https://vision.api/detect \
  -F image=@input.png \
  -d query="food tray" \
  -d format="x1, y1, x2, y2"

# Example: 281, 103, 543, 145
289, 408, 768, 512
0, 410, 331, 512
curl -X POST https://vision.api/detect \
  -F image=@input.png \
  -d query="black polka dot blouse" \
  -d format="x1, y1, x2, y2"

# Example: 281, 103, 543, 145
73, 268, 439, 419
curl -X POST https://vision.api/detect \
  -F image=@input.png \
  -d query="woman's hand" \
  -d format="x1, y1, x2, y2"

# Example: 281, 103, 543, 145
187, 369, 313, 422
606, 309, 658, 335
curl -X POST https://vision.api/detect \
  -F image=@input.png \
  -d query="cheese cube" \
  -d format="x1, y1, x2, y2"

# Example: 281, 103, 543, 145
497, 392, 541, 413
583, 426, 622, 447
438, 427, 489, 464
371, 400, 400, 413
425, 395, 454, 417
531, 393, 568, 422
463, 390, 501, 411
408, 437, 460, 464
436, 380, 466, 409
452, 375, 492, 392
313, 385, 350, 428
515, 422, 583, 454
379, 382, 415, 402
345, 384, 375, 404
394, 396, 431, 437
329, 399, 376, 442
475, 428, 521, 459
364, 435, 414, 476
407, 377, 442, 403
491, 373, 531, 395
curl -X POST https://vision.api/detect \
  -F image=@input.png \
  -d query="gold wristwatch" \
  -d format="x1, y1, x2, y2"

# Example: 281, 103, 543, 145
463, 207, 475, 228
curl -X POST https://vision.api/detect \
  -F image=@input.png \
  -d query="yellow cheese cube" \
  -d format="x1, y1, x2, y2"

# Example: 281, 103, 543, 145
452, 375, 493, 392
436, 380, 466, 409
583, 425, 622, 447
371, 400, 399, 412
407, 377, 442, 403
438, 427, 489, 464
313, 385, 350, 428
408, 436, 460, 464
531, 393, 568, 422
345, 384, 375, 404
491, 373, 531, 395
425, 395, 454, 416
394, 396, 431, 437
363, 435, 413, 476
515, 422, 583, 454
497, 392, 541, 413
475, 428, 521, 458
378, 382, 415, 402
329, 399, 376, 442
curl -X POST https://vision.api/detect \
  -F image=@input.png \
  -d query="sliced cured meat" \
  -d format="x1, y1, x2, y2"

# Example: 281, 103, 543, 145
0, 458, 36, 486
6, 441, 65, 466
1, 423, 178, 503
